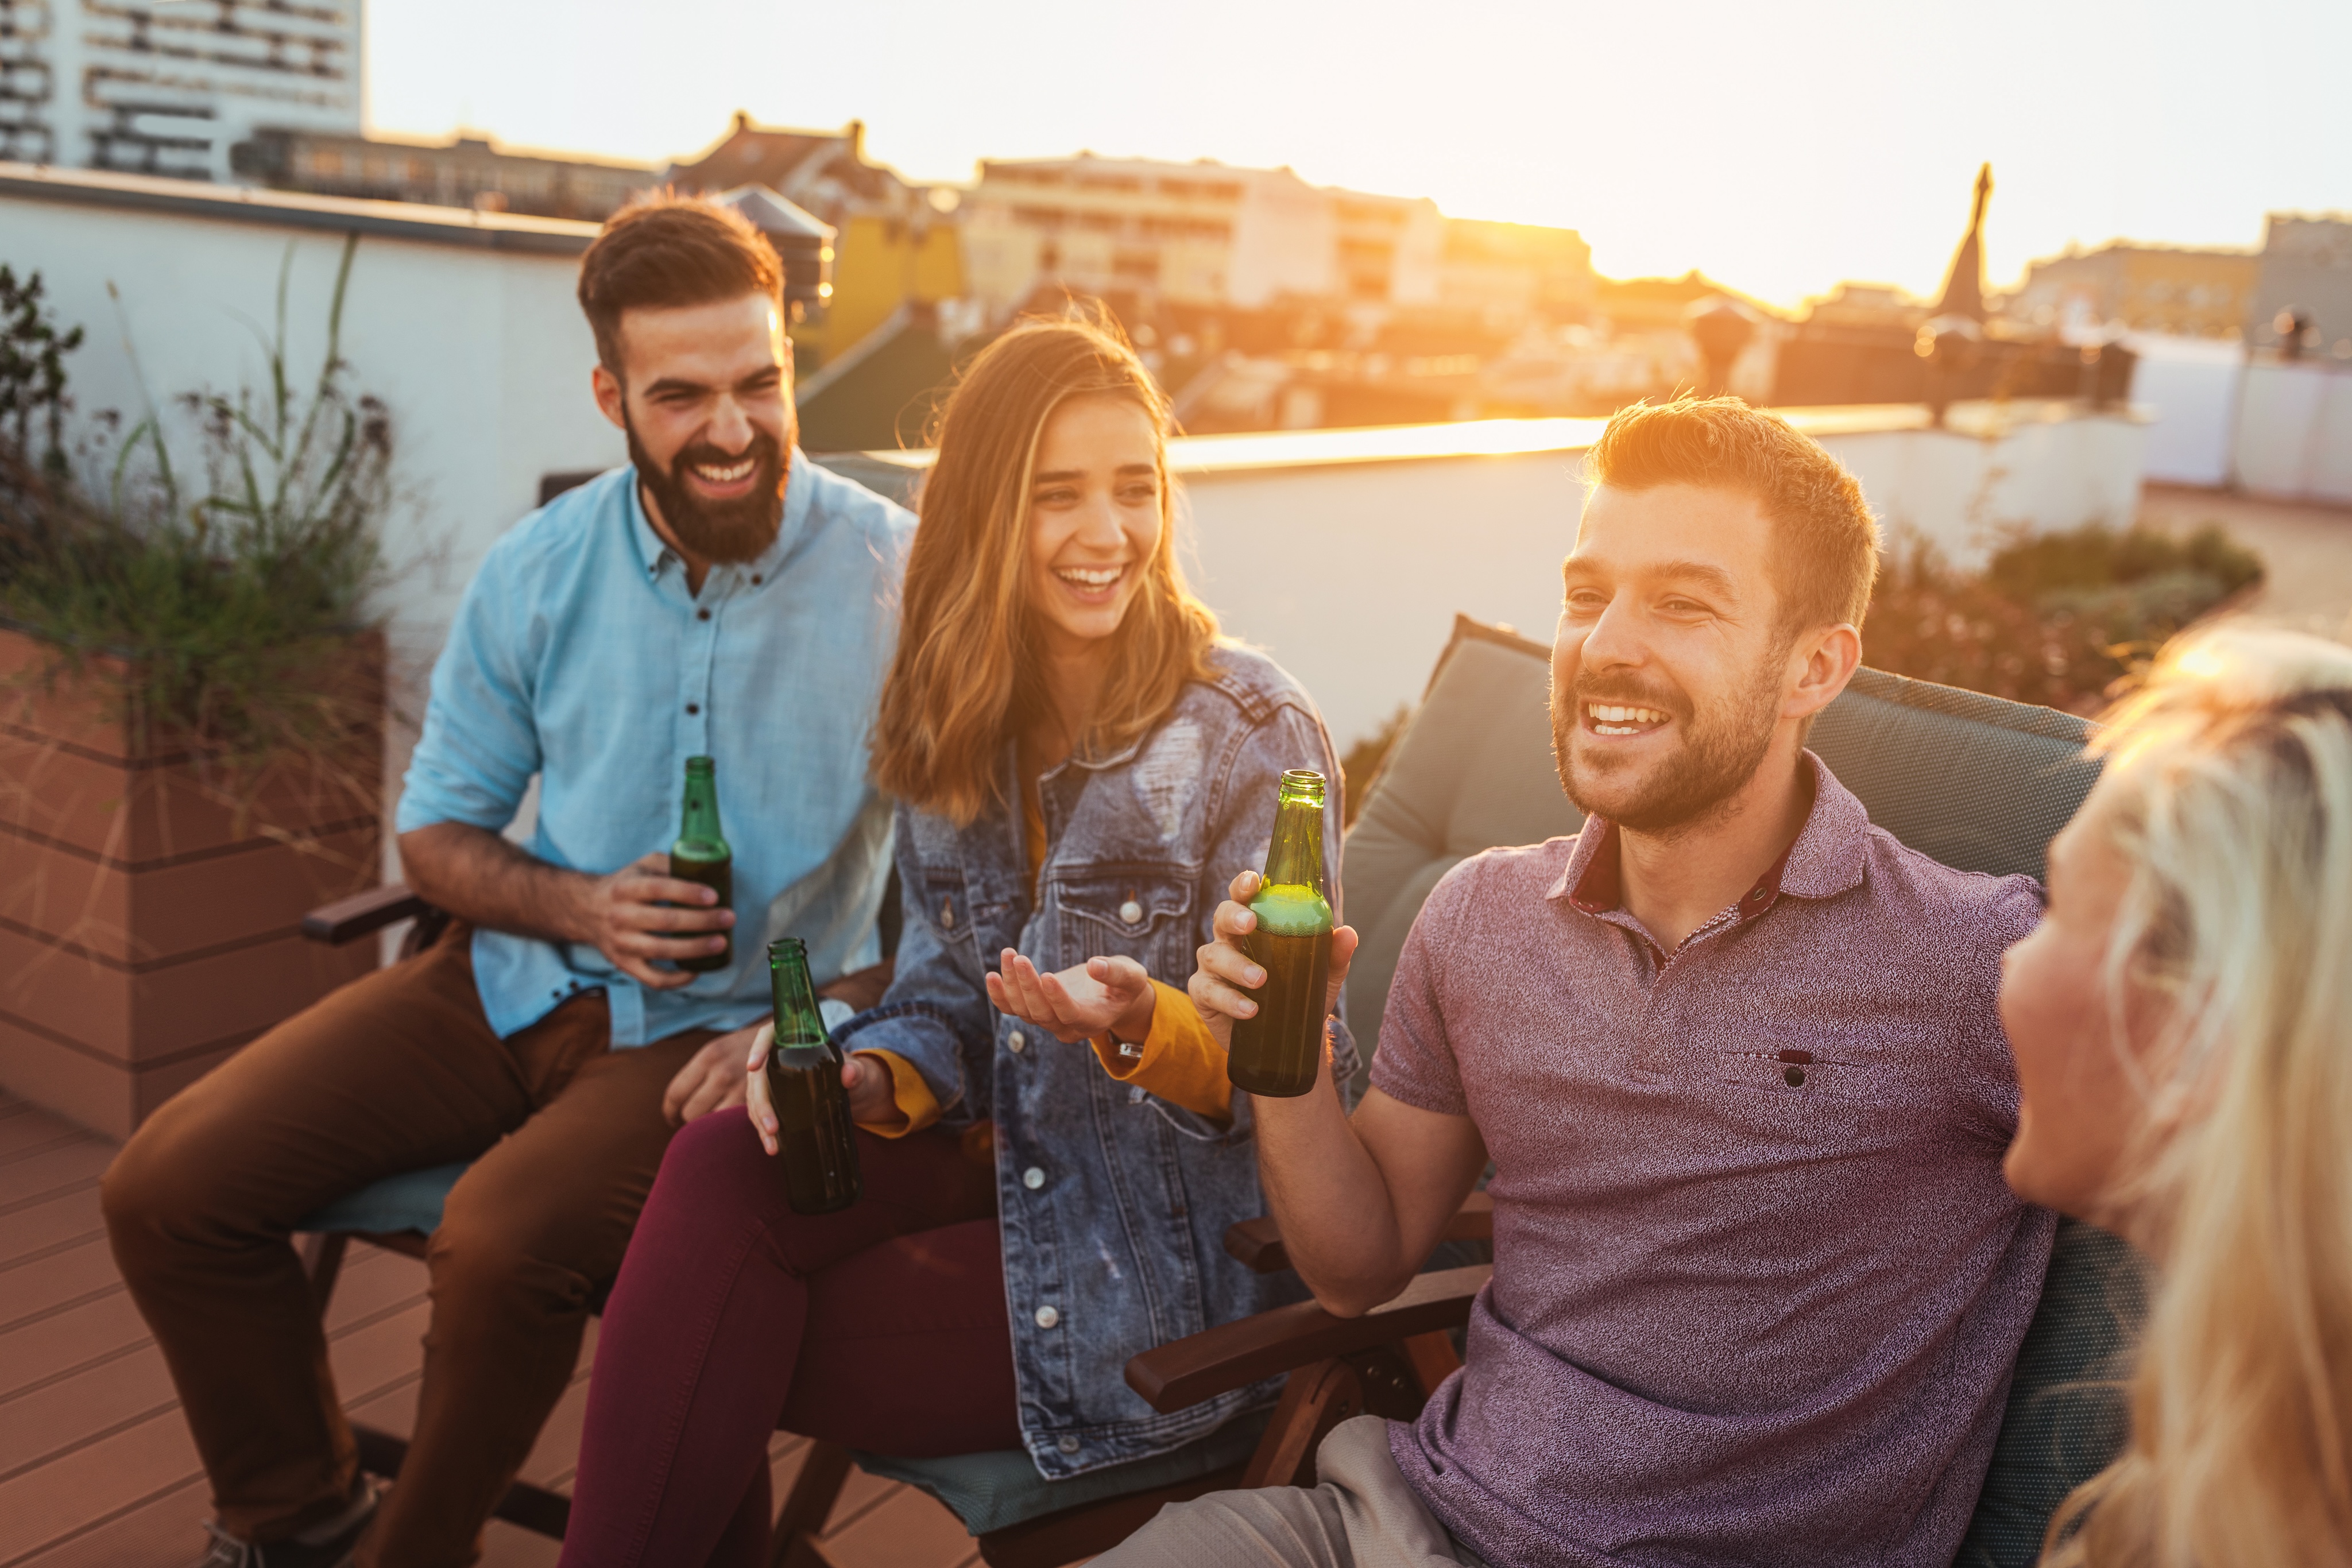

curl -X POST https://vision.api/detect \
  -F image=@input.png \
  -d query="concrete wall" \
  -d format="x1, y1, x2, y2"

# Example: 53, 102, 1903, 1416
2234, 361, 2352, 506
1163, 403, 2150, 749
2125, 334, 2244, 488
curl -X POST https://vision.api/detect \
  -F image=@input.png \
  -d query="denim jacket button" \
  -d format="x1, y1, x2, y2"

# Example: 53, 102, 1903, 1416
1023, 1166, 1046, 1190
941, 899, 956, 929
1119, 899, 1143, 925
1034, 1304, 1061, 1329
1128, 1086, 1146, 1104
1008, 1030, 1026, 1054
1057, 1435, 1081, 1454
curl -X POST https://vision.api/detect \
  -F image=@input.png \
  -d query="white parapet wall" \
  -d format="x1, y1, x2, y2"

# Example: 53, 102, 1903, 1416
2234, 361, 2352, 506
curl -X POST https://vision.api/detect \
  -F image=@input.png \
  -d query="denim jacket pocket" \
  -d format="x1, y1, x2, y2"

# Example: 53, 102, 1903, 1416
1055, 866, 1196, 975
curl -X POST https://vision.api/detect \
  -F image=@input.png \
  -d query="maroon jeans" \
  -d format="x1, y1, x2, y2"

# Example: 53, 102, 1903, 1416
558, 1110, 1016, 1568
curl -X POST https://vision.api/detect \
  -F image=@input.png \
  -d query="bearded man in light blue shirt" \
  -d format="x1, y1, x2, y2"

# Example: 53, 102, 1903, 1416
102, 195, 912, 1568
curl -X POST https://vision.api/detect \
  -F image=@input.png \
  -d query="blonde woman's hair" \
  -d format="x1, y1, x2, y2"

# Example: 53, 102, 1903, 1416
869, 313, 1218, 826
2045, 622, 2352, 1568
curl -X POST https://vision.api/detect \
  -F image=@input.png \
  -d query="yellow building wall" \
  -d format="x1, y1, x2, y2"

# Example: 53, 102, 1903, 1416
816, 214, 970, 363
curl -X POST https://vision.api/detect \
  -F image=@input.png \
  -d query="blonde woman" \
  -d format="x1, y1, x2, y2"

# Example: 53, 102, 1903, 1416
2001, 622, 2352, 1566
557, 316, 1348, 1567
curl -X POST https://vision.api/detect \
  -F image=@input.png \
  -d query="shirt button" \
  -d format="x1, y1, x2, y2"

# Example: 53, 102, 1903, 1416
697, 607, 711, 621
1785, 1066, 1807, 1087
751, 573, 763, 584
1034, 1304, 1060, 1329
1022, 1166, 1046, 1190
685, 702, 700, 715
1007, 1029, 1026, 1054
1057, 1436, 1081, 1454
1118, 899, 1143, 925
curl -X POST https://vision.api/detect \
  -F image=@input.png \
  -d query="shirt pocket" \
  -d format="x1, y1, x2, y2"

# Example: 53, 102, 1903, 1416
1055, 867, 1196, 978
1710, 1043, 1891, 1105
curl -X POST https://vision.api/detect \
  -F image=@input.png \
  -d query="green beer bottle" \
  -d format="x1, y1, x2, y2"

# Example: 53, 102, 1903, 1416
765, 938, 863, 1215
1227, 769, 1334, 1099
670, 755, 732, 974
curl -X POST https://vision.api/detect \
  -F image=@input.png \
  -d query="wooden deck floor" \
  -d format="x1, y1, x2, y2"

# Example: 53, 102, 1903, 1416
0, 1091, 982, 1568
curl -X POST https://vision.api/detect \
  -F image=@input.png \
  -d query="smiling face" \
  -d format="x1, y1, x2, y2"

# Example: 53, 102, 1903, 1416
1551, 482, 1808, 833
1022, 393, 1164, 655
2000, 785, 2167, 1230
592, 290, 796, 563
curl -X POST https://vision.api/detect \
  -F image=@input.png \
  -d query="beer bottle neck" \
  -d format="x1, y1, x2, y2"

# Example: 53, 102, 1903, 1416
1262, 798, 1326, 892
679, 771, 726, 856
768, 943, 829, 1054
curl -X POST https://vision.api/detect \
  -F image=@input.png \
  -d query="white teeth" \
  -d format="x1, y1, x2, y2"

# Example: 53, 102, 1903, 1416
694, 458, 755, 483
1587, 703, 1668, 727
1055, 565, 1124, 587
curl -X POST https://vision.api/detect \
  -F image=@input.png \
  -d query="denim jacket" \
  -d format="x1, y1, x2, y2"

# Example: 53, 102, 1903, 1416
840, 645, 1356, 1478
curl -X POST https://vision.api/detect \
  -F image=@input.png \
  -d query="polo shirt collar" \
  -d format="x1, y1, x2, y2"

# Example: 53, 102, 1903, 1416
1548, 750, 1869, 920
625, 447, 815, 586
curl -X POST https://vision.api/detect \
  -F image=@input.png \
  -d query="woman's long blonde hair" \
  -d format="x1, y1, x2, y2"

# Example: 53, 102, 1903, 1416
869, 314, 1218, 826
2047, 623, 2352, 1568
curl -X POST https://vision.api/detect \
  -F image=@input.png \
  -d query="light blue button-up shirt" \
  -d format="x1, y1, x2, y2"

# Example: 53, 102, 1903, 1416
394, 453, 914, 1044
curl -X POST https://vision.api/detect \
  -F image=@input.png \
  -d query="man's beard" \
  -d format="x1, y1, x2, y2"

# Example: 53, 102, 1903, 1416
1551, 649, 1786, 835
625, 417, 788, 565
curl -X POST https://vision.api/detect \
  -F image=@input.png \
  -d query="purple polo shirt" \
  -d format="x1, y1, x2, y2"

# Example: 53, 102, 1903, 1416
1373, 755, 2053, 1567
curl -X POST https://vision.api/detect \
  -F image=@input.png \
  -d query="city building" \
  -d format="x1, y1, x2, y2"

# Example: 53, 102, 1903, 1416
665, 115, 965, 368
2246, 212, 2352, 358
0, 0, 360, 181
2007, 241, 2260, 339
230, 128, 659, 222
961, 153, 1590, 323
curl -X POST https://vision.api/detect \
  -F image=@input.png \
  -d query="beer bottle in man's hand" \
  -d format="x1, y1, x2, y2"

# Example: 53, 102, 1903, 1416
670, 755, 732, 974
1227, 769, 1334, 1099
765, 938, 863, 1214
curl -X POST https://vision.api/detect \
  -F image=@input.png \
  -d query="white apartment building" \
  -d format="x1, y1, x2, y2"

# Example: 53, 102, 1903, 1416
962, 154, 1444, 315
0, 0, 361, 181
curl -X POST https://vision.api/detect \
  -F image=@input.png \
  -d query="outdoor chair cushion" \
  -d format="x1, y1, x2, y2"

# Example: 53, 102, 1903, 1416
851, 1411, 1269, 1536
1339, 614, 2135, 1566
297, 1160, 469, 1236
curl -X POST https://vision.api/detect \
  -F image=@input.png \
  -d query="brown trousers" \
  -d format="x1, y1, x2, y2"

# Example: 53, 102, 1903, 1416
102, 926, 715, 1567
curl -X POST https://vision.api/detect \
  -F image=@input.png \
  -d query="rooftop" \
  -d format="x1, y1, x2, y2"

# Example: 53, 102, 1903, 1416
0, 1092, 980, 1568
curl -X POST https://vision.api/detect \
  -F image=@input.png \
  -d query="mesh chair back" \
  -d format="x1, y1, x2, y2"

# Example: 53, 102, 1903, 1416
1339, 614, 2134, 1567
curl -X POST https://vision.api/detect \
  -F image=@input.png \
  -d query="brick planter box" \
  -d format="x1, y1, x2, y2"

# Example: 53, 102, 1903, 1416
0, 625, 384, 1139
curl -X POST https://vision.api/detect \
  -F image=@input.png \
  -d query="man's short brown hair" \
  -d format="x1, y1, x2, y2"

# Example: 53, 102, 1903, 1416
1585, 396, 1881, 633
576, 192, 783, 374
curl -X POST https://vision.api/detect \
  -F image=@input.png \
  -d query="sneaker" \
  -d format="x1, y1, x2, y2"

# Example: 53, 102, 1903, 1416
194, 1481, 379, 1568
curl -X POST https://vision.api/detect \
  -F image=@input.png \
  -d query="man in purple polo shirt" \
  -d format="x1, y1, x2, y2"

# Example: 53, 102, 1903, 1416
1105, 396, 2053, 1567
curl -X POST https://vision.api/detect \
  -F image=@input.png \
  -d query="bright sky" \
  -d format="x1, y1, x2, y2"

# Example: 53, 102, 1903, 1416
368, 0, 2352, 310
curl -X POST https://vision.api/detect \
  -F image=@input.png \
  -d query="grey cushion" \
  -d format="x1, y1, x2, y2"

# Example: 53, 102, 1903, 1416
296, 1161, 467, 1236
1339, 614, 2138, 1566
1953, 1219, 2148, 1566
852, 1412, 1268, 1536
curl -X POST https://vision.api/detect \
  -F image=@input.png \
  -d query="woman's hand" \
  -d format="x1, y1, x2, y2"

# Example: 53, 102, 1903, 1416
1188, 870, 1359, 1050
742, 1024, 904, 1153
985, 948, 1157, 1046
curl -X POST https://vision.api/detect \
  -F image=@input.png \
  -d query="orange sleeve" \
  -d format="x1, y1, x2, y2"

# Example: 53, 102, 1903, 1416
1088, 979, 1233, 1124
849, 1048, 942, 1138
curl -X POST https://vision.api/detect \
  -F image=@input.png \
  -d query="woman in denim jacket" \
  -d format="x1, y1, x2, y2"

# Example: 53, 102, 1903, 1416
559, 316, 1349, 1565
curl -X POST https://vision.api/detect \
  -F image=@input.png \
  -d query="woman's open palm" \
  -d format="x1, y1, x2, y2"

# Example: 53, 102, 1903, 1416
987, 948, 1155, 1044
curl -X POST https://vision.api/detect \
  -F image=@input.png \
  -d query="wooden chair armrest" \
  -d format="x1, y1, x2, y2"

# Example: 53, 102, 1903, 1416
1225, 1190, 1492, 1275
1125, 1263, 1491, 1414
303, 884, 435, 946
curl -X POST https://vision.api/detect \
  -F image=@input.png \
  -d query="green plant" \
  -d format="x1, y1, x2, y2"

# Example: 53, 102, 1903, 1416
0, 235, 390, 759
1867, 521, 2266, 713
0, 266, 82, 473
